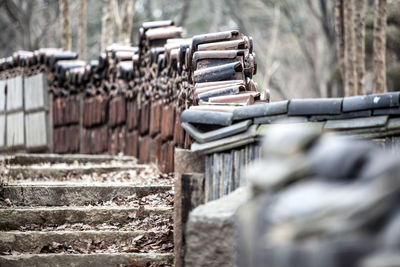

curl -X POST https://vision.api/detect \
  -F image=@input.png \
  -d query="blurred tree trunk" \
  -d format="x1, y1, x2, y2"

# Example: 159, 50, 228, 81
178, 0, 191, 27
101, 0, 114, 51
373, 0, 387, 93
263, 7, 280, 92
343, 0, 357, 96
144, 0, 154, 21
78, 0, 87, 60
210, 0, 222, 32
334, 0, 345, 88
59, 0, 72, 51
116, 0, 135, 44
355, 0, 366, 95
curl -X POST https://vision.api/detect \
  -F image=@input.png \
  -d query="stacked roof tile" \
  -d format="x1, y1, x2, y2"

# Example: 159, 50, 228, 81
0, 20, 261, 172
181, 92, 400, 154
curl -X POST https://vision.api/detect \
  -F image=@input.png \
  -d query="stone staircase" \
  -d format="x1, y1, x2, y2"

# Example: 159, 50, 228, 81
0, 154, 174, 267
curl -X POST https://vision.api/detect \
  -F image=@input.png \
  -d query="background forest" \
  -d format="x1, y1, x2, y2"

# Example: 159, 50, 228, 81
0, 0, 399, 100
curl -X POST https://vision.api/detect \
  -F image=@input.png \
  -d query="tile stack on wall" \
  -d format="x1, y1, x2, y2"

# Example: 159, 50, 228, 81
0, 20, 259, 173
181, 92, 400, 201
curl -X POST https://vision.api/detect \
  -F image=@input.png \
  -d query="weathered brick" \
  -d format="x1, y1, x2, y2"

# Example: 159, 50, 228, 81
81, 129, 91, 154
100, 125, 108, 153
67, 125, 80, 152
184, 132, 191, 149
107, 96, 125, 127
149, 101, 162, 136
68, 96, 80, 124
166, 141, 175, 173
118, 126, 126, 154
174, 107, 185, 148
108, 127, 119, 155
154, 134, 162, 165
161, 104, 175, 141
160, 140, 174, 173
83, 98, 92, 127
126, 130, 139, 157
116, 97, 126, 126
140, 101, 150, 135
139, 135, 150, 164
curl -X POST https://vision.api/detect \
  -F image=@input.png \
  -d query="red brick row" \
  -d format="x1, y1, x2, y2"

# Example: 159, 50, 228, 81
53, 96, 80, 126
108, 126, 126, 155
126, 130, 139, 157
108, 96, 126, 127
82, 126, 108, 154
126, 100, 139, 131
149, 101, 162, 137
161, 104, 175, 141
53, 125, 80, 153
140, 101, 150, 135
83, 95, 108, 127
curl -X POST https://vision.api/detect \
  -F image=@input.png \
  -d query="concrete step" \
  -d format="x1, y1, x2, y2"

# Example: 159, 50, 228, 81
0, 206, 172, 230
8, 164, 146, 180
2, 184, 172, 206
2, 153, 138, 165
0, 252, 173, 267
0, 230, 172, 253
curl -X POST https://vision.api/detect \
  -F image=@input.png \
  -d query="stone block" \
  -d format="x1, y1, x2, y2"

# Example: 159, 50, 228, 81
25, 111, 48, 150
174, 173, 205, 267
184, 187, 250, 267
6, 111, 24, 148
174, 148, 206, 175
6, 76, 23, 111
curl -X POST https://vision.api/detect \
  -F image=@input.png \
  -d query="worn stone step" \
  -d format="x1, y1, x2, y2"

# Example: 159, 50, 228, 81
0, 253, 173, 267
2, 153, 138, 165
8, 164, 146, 179
2, 184, 172, 206
0, 230, 172, 253
0, 206, 172, 230
2, 253, 172, 267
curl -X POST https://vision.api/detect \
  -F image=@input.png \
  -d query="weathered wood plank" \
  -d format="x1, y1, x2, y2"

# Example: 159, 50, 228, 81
205, 155, 213, 202
233, 149, 241, 190
24, 73, 47, 111
6, 112, 24, 147
239, 147, 246, 186
6, 76, 23, 111
25, 111, 48, 149
223, 153, 230, 196
213, 153, 219, 201
0, 114, 5, 148
0, 80, 6, 112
